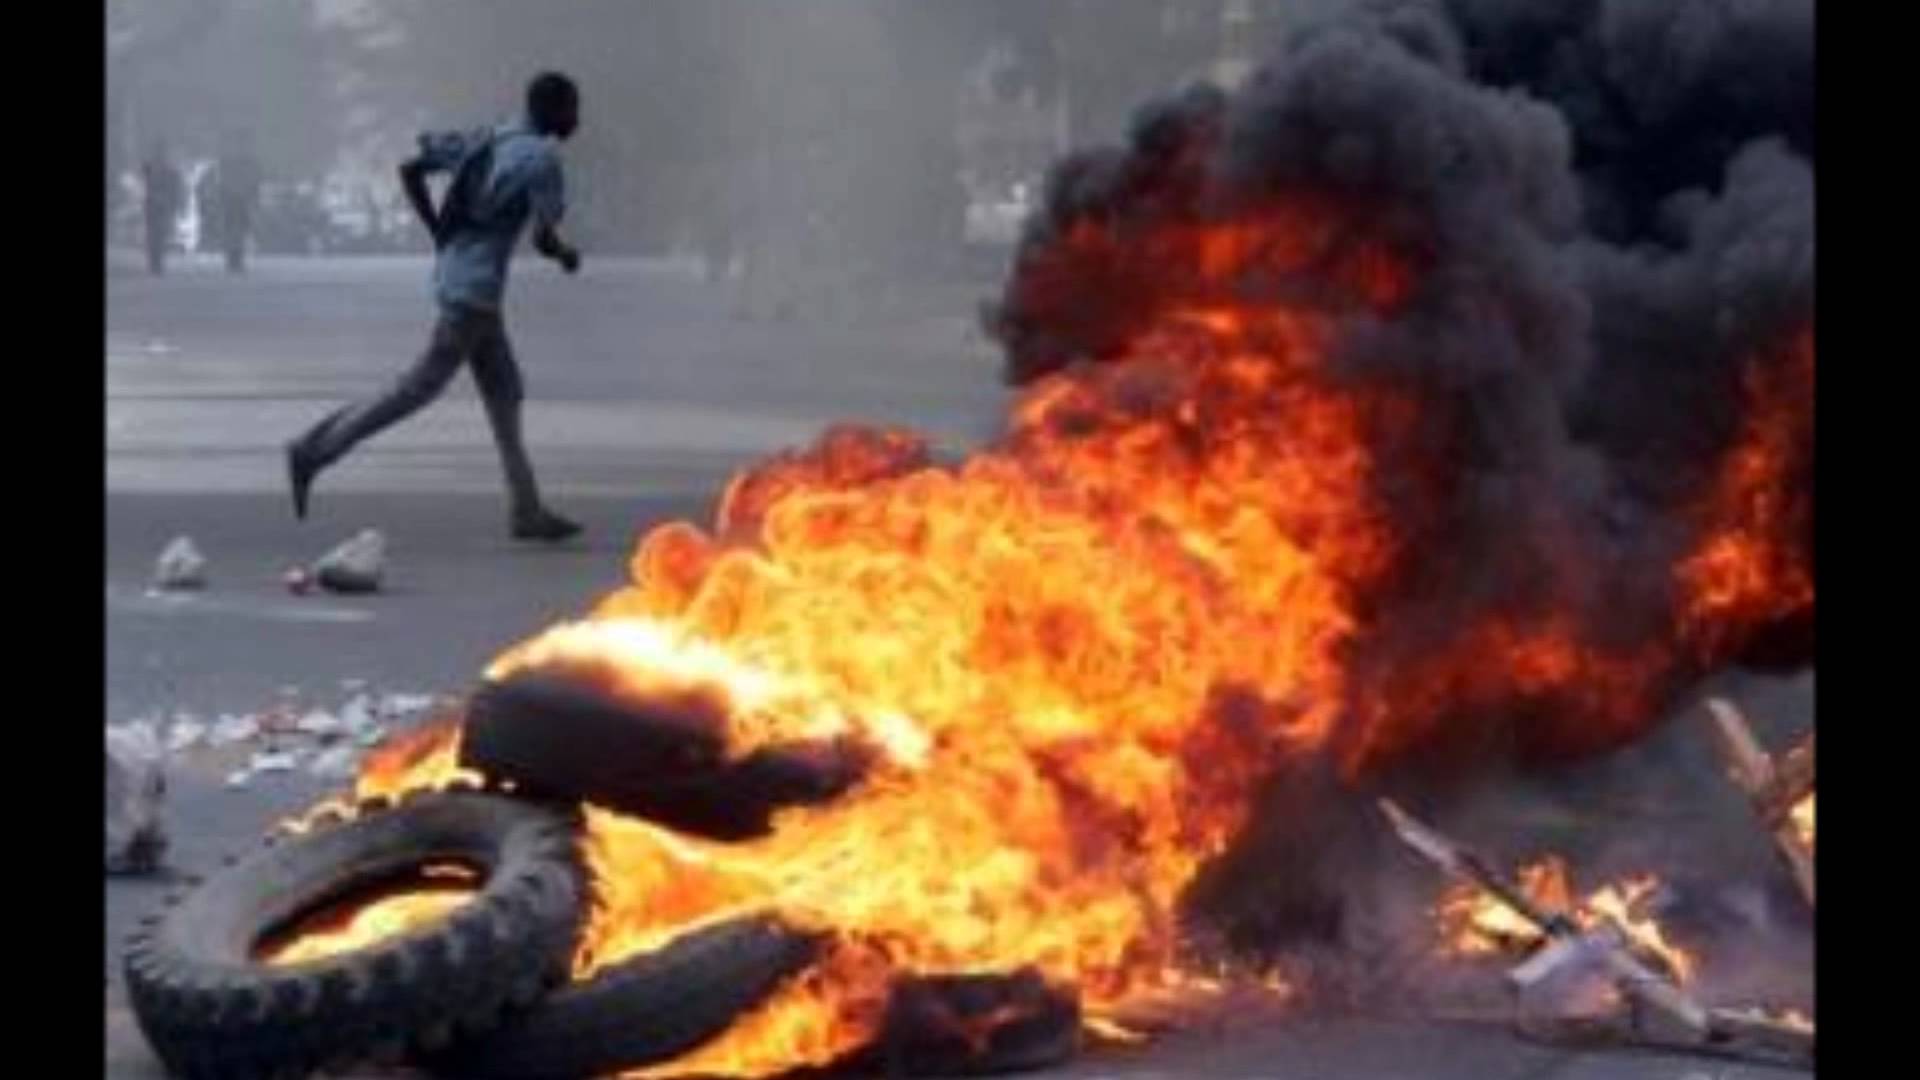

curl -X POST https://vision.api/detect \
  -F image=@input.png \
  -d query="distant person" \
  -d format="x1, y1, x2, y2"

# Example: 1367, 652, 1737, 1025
194, 166, 223, 255
216, 135, 263, 273
141, 143, 184, 276
286, 72, 586, 542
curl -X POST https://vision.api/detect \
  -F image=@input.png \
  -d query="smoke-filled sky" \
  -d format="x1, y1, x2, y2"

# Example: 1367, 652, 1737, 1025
106, 1, 1348, 262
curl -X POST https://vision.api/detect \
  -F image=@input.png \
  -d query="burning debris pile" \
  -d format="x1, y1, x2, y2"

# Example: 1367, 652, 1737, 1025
124, 1, 1811, 1077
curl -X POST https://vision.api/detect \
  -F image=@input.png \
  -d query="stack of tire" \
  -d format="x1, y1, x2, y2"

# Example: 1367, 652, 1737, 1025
124, 671, 1081, 1079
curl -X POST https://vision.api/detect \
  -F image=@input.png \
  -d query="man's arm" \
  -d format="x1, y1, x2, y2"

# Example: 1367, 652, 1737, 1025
527, 155, 579, 274
398, 156, 444, 249
401, 130, 474, 249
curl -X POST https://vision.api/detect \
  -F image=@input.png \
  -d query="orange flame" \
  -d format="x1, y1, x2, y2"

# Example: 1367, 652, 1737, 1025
333, 206, 1809, 1072
468, 297, 1381, 1071
1679, 329, 1815, 652
353, 711, 472, 802
1434, 856, 1695, 985
1435, 856, 1576, 958
258, 864, 479, 967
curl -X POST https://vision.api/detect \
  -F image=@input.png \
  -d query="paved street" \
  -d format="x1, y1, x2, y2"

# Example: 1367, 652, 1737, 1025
105, 254, 1808, 1079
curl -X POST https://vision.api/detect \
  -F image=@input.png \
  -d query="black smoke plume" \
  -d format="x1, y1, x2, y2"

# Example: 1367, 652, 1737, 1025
991, 0, 1814, 766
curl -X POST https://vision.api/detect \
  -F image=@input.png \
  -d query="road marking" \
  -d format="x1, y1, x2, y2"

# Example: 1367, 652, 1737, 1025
107, 586, 374, 624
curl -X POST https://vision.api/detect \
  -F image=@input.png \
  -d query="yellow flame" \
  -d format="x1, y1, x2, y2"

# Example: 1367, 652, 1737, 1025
1790, 793, 1813, 851
261, 882, 475, 967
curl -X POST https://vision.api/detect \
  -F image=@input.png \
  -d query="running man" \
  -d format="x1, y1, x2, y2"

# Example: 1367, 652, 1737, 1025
287, 72, 586, 541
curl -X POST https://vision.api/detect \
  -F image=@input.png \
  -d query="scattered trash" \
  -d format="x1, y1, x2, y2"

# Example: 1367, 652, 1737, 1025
166, 720, 206, 754
152, 536, 208, 591
211, 715, 261, 746
295, 710, 345, 739
113, 687, 442, 792
338, 695, 375, 734
379, 693, 436, 716
106, 725, 167, 875
249, 750, 302, 774
312, 529, 386, 594
109, 717, 162, 749
283, 566, 314, 595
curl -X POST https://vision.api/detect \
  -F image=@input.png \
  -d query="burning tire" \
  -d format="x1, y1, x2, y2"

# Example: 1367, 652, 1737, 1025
419, 915, 823, 1079
462, 671, 866, 839
124, 790, 586, 1079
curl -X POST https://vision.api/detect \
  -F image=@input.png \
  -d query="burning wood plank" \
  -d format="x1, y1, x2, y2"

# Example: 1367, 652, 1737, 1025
1378, 800, 1710, 1036
1703, 698, 1814, 906
1378, 799, 1813, 1068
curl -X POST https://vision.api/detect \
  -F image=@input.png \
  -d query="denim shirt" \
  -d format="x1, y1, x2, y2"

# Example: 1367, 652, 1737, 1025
416, 120, 565, 312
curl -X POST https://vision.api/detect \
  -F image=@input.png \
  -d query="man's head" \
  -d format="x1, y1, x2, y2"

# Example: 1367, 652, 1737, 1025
527, 72, 581, 141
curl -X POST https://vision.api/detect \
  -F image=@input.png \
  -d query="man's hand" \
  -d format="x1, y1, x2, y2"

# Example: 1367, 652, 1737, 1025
533, 224, 580, 274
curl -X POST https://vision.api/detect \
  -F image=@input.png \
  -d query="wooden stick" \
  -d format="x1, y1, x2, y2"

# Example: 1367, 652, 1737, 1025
1703, 699, 1814, 906
1770, 733, 1815, 817
1379, 800, 1711, 1036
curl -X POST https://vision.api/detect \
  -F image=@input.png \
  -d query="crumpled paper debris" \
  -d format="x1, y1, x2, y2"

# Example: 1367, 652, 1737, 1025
210, 714, 261, 746
312, 529, 386, 594
166, 718, 206, 754
295, 710, 345, 738
152, 536, 208, 591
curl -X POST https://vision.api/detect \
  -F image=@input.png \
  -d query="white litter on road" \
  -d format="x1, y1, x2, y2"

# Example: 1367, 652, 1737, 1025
379, 693, 436, 715
338, 695, 374, 734
166, 719, 206, 754
210, 714, 260, 746
152, 536, 208, 591
295, 710, 345, 738
249, 750, 302, 774
313, 529, 387, 594
111, 688, 447, 796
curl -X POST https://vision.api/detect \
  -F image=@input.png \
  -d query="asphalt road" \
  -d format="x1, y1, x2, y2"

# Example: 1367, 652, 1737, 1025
104, 254, 1810, 1079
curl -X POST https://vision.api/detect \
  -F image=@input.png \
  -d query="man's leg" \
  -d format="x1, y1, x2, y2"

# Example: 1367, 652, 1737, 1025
285, 310, 470, 518
468, 317, 580, 541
